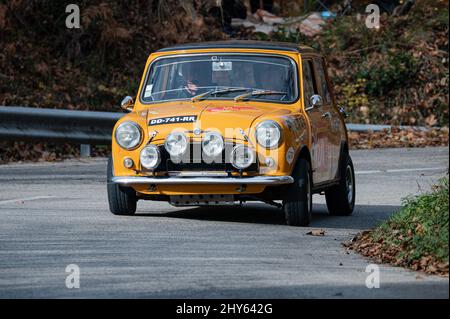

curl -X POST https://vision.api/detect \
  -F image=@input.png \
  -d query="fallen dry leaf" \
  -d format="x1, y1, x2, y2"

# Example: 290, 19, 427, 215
306, 229, 326, 236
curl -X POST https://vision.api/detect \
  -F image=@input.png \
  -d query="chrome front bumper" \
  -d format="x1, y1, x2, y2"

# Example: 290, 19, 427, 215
111, 175, 294, 185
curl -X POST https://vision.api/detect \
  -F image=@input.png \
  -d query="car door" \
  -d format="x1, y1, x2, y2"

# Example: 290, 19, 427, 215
302, 58, 332, 184
313, 58, 341, 180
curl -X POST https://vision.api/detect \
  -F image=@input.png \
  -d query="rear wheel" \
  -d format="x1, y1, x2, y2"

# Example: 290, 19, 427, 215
325, 153, 355, 216
107, 156, 137, 215
282, 159, 312, 226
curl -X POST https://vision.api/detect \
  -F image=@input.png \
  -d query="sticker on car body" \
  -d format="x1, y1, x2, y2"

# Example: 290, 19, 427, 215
207, 106, 257, 112
149, 115, 197, 126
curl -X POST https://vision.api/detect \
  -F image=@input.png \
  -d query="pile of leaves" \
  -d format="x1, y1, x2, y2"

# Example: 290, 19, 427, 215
348, 127, 449, 149
345, 177, 449, 275
0, 142, 110, 164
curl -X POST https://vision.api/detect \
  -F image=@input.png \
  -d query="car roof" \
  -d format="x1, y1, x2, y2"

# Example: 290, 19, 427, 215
156, 40, 316, 54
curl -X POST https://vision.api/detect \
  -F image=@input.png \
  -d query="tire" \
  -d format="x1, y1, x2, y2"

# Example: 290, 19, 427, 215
325, 153, 355, 216
107, 156, 137, 215
282, 158, 313, 226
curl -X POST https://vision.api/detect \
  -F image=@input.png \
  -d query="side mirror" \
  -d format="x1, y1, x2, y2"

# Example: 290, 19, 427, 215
305, 94, 323, 111
120, 96, 134, 112
339, 106, 348, 119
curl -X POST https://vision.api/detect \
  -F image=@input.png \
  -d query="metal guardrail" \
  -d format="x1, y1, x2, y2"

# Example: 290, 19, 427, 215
345, 123, 429, 132
0, 106, 121, 144
0, 106, 430, 147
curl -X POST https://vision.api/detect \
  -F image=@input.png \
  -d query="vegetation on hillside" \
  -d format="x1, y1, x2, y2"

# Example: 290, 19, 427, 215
347, 177, 449, 275
251, 0, 449, 127
0, 0, 224, 111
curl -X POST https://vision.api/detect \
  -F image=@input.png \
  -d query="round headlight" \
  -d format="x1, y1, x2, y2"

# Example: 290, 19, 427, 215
115, 121, 142, 150
230, 145, 255, 170
140, 145, 160, 169
202, 132, 224, 157
255, 120, 282, 149
165, 132, 188, 157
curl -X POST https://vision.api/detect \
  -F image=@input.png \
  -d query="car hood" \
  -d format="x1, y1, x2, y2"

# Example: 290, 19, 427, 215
144, 101, 292, 140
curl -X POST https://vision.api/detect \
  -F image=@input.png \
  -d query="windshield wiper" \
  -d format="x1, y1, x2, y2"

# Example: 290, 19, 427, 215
234, 90, 288, 102
191, 88, 251, 102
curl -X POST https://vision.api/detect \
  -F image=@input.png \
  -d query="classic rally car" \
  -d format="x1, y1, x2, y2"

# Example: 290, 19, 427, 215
107, 40, 355, 226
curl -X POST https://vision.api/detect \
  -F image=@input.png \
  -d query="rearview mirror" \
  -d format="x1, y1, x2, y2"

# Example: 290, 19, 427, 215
339, 106, 348, 118
120, 96, 134, 112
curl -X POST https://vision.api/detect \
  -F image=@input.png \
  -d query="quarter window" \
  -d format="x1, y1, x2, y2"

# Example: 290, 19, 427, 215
302, 60, 318, 107
314, 59, 332, 103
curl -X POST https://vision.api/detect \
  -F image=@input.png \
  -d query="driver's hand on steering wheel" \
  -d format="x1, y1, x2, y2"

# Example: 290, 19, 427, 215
184, 80, 198, 96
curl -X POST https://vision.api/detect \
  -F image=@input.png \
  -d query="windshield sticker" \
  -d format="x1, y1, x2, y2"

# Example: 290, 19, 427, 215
212, 61, 232, 71
149, 115, 197, 126
144, 85, 153, 98
207, 106, 257, 112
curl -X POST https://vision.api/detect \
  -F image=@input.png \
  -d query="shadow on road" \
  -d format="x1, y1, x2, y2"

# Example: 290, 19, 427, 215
137, 203, 402, 230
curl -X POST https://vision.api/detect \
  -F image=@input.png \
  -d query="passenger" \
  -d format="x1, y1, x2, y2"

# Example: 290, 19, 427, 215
233, 62, 257, 89
256, 63, 287, 92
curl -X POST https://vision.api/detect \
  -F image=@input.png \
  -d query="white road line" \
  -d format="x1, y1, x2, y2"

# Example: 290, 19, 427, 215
356, 167, 446, 175
0, 196, 56, 205
355, 170, 381, 175
386, 167, 446, 173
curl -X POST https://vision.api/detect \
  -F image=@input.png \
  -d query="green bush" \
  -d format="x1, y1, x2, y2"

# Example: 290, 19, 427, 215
356, 52, 419, 97
372, 177, 449, 266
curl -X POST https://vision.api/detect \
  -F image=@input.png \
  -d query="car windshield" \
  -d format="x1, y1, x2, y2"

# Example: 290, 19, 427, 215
141, 54, 298, 103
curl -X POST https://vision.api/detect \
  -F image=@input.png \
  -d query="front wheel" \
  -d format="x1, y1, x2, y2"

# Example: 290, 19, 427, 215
282, 159, 313, 226
107, 156, 137, 216
325, 153, 355, 216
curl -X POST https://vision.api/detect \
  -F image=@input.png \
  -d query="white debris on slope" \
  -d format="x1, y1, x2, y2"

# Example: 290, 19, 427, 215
232, 10, 334, 36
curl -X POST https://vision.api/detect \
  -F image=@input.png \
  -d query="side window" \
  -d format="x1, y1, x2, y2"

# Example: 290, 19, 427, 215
302, 60, 318, 106
314, 59, 332, 103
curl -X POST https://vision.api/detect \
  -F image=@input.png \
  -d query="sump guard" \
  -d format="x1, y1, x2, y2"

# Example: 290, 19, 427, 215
169, 194, 235, 206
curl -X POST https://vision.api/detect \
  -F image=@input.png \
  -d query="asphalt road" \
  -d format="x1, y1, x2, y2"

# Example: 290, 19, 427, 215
0, 147, 448, 298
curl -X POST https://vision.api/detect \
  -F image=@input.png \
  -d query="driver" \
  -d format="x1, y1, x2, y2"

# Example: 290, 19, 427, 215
181, 62, 210, 96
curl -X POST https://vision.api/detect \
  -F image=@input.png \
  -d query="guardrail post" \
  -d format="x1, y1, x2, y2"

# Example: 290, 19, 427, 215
80, 144, 91, 157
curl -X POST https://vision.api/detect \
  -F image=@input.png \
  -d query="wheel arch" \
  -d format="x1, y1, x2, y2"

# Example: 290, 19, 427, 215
336, 141, 349, 180
291, 145, 313, 182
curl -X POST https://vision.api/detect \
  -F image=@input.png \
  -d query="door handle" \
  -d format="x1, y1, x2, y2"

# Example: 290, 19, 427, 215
321, 112, 331, 118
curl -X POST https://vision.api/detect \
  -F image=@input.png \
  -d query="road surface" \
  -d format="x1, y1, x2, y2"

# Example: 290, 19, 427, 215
0, 147, 448, 298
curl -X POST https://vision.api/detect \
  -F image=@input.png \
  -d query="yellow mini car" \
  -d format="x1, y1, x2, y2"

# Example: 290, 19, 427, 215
107, 40, 355, 226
